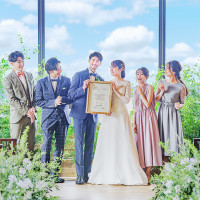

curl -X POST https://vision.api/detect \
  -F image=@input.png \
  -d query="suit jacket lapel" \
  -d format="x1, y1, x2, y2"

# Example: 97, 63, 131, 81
11, 71, 26, 95
24, 72, 32, 100
85, 68, 90, 80
56, 76, 63, 96
46, 76, 55, 98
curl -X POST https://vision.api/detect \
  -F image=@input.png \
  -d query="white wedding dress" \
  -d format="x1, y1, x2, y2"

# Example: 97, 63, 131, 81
88, 80, 148, 185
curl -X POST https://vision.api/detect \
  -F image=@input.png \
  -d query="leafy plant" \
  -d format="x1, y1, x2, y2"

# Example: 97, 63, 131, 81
180, 61, 200, 141
0, 127, 59, 200
151, 140, 200, 200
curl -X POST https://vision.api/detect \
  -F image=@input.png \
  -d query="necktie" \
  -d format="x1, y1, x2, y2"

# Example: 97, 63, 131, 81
89, 73, 96, 77
17, 71, 25, 77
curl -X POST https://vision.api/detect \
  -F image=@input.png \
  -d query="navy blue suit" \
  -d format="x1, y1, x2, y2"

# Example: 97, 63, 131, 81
68, 68, 103, 177
36, 75, 72, 172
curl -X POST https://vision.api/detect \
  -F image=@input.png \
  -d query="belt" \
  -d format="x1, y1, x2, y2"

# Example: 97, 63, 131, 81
160, 101, 175, 106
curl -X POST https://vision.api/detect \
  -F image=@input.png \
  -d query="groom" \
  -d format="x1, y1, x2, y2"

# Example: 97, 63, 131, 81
68, 52, 104, 184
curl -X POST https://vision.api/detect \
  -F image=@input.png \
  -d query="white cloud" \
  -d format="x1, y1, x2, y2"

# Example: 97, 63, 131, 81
0, 19, 37, 51
0, 18, 74, 62
96, 25, 159, 81
3, 0, 160, 26
22, 14, 37, 25
166, 42, 194, 59
46, 25, 74, 55
45, 1, 134, 26
99, 26, 154, 52
4, 0, 36, 11
132, 0, 158, 15
182, 56, 200, 66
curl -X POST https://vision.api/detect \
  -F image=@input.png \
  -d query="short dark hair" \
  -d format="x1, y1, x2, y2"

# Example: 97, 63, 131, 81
8, 51, 24, 62
45, 57, 60, 74
89, 52, 103, 62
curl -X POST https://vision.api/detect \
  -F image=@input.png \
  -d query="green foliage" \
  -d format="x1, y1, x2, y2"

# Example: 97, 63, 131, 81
0, 58, 11, 100
151, 140, 200, 200
180, 62, 200, 141
0, 102, 10, 138
150, 67, 165, 112
18, 34, 39, 60
0, 127, 59, 200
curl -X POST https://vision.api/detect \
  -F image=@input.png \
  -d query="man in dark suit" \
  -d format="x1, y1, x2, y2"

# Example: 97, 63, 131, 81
68, 52, 104, 184
36, 57, 72, 183
3, 51, 36, 153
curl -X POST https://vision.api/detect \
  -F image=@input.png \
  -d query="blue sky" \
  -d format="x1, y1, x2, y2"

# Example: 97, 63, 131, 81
0, 0, 200, 84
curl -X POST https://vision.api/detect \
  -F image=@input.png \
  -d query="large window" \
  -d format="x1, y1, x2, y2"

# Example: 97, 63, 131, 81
166, 0, 200, 68
0, 0, 38, 73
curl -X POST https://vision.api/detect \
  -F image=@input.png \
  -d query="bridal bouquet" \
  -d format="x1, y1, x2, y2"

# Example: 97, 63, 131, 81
0, 128, 59, 200
151, 140, 200, 200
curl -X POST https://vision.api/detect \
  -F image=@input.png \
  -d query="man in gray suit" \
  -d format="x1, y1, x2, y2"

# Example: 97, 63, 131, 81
3, 51, 36, 153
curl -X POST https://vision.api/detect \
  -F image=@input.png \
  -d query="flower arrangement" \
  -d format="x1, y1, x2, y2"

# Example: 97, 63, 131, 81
0, 127, 59, 200
151, 140, 200, 200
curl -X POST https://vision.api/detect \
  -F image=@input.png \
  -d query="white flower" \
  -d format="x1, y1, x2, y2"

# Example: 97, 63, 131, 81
19, 167, 26, 175
24, 191, 32, 200
23, 158, 30, 165
175, 185, 180, 193
36, 180, 46, 189
164, 189, 171, 195
187, 164, 194, 171
8, 175, 17, 189
8, 175, 17, 183
165, 180, 173, 188
1, 168, 5, 173
190, 158, 198, 165
23, 158, 32, 170
164, 163, 172, 172
17, 178, 33, 189
180, 157, 190, 165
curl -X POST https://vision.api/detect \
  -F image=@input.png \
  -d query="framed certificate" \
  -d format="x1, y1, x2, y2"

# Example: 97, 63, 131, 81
86, 81, 112, 114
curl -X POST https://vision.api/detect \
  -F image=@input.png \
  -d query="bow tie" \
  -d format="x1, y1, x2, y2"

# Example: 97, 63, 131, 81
17, 71, 25, 77
89, 73, 96, 77
50, 79, 59, 82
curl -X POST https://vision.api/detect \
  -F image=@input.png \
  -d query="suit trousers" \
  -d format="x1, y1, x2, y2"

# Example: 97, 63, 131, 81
41, 111, 68, 174
10, 116, 35, 153
74, 114, 97, 177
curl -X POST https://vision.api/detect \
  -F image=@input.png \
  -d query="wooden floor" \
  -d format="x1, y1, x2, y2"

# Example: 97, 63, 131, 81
51, 180, 155, 200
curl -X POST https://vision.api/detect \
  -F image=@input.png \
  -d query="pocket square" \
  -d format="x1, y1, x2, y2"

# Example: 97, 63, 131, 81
63, 87, 66, 89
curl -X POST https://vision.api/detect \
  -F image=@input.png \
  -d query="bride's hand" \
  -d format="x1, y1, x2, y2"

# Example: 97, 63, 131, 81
105, 112, 112, 116
112, 82, 116, 90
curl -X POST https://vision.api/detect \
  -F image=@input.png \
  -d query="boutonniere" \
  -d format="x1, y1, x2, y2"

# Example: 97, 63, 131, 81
95, 77, 101, 81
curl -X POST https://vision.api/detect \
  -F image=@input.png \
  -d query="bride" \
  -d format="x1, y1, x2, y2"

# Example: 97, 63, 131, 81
88, 60, 148, 185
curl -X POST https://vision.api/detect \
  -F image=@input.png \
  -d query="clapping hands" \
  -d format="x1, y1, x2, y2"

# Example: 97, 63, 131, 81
159, 83, 165, 92
175, 102, 181, 109
55, 96, 62, 106
137, 86, 142, 94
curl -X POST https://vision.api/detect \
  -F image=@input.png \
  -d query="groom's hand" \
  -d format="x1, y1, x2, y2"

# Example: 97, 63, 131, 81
83, 79, 90, 91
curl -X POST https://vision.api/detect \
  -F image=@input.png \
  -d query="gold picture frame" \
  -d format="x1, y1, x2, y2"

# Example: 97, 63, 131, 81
86, 81, 112, 114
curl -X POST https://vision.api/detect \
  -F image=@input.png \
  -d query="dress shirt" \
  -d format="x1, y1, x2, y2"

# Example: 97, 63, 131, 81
50, 76, 59, 92
14, 69, 27, 91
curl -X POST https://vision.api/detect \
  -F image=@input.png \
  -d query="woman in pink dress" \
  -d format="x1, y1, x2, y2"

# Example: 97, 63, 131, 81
133, 67, 162, 181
